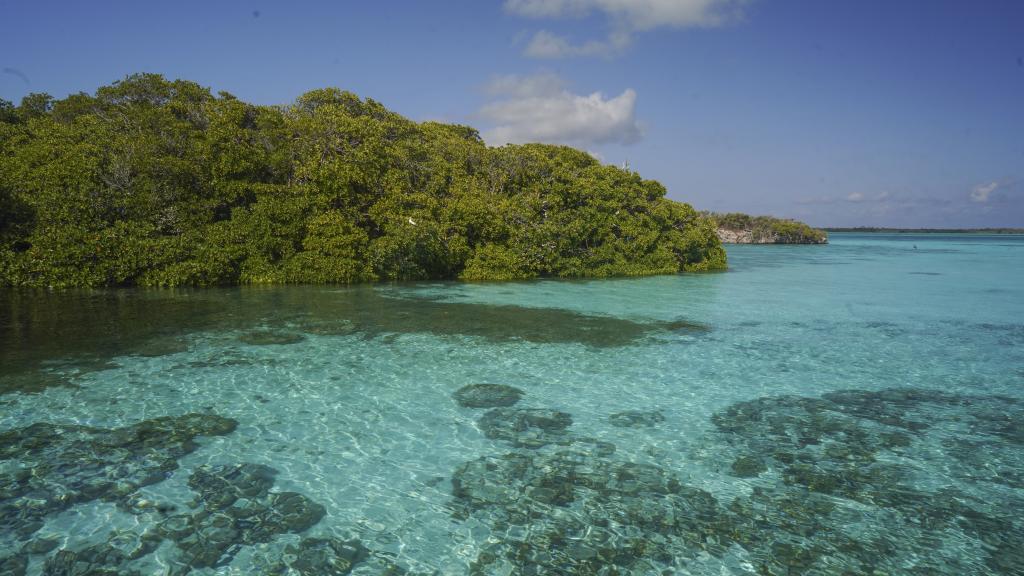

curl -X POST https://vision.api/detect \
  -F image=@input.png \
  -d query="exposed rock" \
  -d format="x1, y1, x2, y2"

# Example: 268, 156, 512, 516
716, 227, 827, 244
711, 213, 828, 244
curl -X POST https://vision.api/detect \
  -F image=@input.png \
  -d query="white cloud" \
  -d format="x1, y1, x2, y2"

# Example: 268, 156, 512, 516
523, 30, 627, 58
479, 73, 642, 146
507, 0, 745, 57
506, 0, 742, 28
483, 71, 567, 98
846, 192, 865, 203
505, 0, 590, 18
970, 181, 999, 203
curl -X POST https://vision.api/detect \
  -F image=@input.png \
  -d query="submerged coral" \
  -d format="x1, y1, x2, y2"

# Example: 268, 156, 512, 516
453, 384, 525, 408
608, 409, 665, 428
452, 448, 728, 574
451, 387, 1024, 575
0, 413, 237, 547
476, 408, 574, 448
4, 384, 1021, 574
159, 463, 326, 570
32, 461, 391, 575
265, 536, 408, 575
0, 413, 402, 575
709, 387, 1024, 574
238, 329, 306, 346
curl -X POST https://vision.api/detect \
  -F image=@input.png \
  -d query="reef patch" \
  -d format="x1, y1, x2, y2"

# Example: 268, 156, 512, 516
453, 384, 525, 408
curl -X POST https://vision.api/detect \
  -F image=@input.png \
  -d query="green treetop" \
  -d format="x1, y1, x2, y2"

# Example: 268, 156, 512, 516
0, 74, 726, 288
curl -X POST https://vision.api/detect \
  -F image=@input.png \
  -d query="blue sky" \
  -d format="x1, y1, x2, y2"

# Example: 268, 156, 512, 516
2, 0, 1022, 227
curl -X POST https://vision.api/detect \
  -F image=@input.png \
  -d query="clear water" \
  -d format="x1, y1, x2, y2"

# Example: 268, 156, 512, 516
1, 233, 1023, 575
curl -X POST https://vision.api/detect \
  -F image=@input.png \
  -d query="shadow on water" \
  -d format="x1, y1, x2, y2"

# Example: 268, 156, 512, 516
312, 289, 709, 346
0, 285, 708, 394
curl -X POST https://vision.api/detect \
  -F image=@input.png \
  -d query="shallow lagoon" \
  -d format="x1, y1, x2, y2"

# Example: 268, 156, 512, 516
1, 233, 1023, 575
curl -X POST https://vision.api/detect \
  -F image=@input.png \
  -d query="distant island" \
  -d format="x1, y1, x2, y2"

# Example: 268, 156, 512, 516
708, 213, 828, 244
826, 227, 1024, 234
0, 74, 726, 288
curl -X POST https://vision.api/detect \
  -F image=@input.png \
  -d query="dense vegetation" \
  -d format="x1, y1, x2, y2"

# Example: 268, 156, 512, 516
0, 74, 725, 288
709, 212, 828, 244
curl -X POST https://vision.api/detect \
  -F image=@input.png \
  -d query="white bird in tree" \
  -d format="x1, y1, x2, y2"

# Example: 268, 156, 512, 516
407, 217, 417, 226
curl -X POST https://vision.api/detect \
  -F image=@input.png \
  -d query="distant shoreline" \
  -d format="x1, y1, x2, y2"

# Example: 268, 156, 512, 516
825, 228, 1024, 234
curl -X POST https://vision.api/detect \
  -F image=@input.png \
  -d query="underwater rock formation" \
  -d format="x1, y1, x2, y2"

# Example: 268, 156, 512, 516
453, 384, 525, 408
158, 463, 326, 570
451, 448, 727, 574
265, 536, 408, 575
728, 455, 766, 478
451, 387, 1024, 575
238, 329, 306, 346
42, 530, 158, 576
608, 409, 665, 428
36, 462, 334, 575
0, 552, 27, 576
709, 387, 1024, 574
0, 413, 237, 546
0, 409, 414, 575
274, 537, 370, 575
476, 408, 573, 448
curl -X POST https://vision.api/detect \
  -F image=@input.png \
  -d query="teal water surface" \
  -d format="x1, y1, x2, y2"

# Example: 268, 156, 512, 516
1, 233, 1023, 575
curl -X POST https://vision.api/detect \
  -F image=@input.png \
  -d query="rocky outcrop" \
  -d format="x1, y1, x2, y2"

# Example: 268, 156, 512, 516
710, 212, 828, 244
716, 227, 828, 244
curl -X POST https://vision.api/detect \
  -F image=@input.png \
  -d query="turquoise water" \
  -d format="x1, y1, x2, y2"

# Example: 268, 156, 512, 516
1, 232, 1023, 575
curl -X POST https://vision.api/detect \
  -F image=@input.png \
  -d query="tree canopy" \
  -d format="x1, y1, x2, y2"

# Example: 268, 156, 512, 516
0, 74, 725, 288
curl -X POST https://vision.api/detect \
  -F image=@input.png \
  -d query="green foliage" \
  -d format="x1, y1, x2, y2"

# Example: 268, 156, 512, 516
0, 99, 18, 124
283, 211, 374, 284
0, 74, 726, 287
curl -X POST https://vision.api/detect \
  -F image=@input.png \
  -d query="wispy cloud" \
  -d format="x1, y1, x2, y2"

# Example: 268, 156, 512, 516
793, 183, 1024, 227
523, 30, 629, 58
505, 0, 744, 29
969, 181, 999, 203
479, 73, 642, 146
507, 0, 746, 58
800, 190, 918, 207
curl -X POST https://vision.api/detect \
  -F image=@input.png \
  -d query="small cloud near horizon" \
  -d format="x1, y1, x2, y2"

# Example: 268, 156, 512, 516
969, 181, 999, 203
